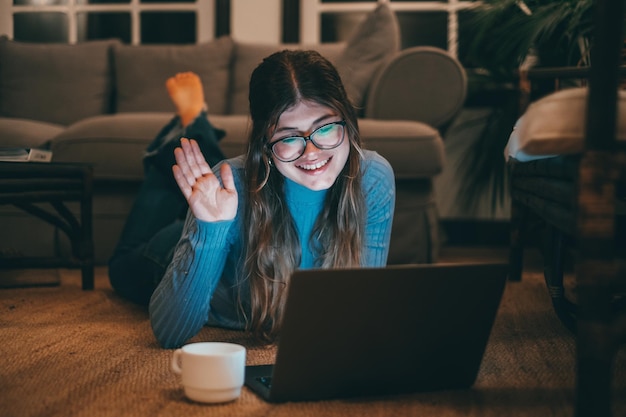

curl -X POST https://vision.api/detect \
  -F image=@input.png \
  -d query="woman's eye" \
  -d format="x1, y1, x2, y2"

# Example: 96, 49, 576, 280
316, 124, 335, 136
281, 137, 301, 146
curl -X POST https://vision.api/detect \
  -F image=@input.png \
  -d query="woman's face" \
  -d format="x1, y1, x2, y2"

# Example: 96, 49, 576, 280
268, 100, 350, 191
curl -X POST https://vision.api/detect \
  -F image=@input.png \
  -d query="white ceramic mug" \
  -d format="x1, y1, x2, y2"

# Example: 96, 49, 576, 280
171, 342, 246, 403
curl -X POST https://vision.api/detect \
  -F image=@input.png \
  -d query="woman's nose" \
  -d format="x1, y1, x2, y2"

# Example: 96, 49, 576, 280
302, 138, 320, 155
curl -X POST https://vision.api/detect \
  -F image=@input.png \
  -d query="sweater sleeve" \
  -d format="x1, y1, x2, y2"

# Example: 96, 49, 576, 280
149, 214, 233, 348
361, 151, 396, 267
148, 157, 245, 349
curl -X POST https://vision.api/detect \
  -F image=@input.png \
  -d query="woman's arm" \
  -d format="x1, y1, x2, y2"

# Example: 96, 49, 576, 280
361, 151, 396, 267
149, 156, 245, 349
148, 214, 233, 348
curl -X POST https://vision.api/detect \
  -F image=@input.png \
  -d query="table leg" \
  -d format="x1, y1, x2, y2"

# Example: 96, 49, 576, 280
80, 166, 94, 290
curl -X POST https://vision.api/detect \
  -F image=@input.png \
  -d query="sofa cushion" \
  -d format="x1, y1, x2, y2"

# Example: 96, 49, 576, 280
0, 117, 64, 148
51, 113, 173, 181
49, 113, 441, 182
335, 3, 400, 111
50, 113, 250, 181
229, 4, 399, 115
513, 87, 626, 158
113, 36, 234, 115
0, 37, 118, 126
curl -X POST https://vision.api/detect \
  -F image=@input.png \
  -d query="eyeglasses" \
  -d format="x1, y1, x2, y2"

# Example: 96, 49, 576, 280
267, 120, 346, 162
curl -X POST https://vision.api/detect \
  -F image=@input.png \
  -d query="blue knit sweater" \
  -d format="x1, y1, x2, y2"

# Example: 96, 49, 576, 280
149, 150, 395, 348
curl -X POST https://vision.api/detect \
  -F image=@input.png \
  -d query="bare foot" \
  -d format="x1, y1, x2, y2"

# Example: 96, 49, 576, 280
165, 72, 206, 127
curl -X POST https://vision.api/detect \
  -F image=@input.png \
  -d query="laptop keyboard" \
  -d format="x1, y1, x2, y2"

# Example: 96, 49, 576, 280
256, 376, 273, 389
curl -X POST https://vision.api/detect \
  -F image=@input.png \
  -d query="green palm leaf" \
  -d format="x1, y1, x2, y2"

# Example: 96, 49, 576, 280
459, 0, 594, 212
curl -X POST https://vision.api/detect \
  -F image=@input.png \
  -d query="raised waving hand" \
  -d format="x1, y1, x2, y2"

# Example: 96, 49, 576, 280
172, 138, 238, 222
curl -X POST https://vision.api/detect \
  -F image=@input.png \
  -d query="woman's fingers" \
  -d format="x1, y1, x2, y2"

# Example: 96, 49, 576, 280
172, 162, 192, 200
220, 162, 236, 192
173, 138, 236, 222
179, 138, 204, 180
174, 142, 197, 188
175, 138, 213, 185
189, 139, 212, 176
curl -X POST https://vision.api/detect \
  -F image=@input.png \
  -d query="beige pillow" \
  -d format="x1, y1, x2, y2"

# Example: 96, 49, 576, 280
516, 87, 626, 155
113, 36, 234, 115
335, 3, 400, 111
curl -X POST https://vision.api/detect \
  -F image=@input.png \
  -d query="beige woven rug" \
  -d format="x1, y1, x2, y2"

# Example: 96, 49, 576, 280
1, 266, 624, 417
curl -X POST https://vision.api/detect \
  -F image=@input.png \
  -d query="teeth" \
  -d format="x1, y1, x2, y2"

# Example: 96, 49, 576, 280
298, 159, 329, 171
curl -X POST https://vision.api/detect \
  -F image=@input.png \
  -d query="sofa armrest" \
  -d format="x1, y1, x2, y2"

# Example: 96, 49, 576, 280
365, 46, 467, 129
359, 119, 444, 179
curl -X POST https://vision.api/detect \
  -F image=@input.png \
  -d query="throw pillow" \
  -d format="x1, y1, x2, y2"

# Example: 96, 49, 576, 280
335, 3, 401, 111
0, 36, 118, 126
514, 87, 626, 157
113, 36, 234, 115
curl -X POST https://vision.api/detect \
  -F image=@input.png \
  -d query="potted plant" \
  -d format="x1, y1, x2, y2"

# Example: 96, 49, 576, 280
458, 0, 594, 212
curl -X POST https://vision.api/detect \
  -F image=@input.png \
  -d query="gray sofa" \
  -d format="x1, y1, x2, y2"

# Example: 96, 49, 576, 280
0, 5, 466, 266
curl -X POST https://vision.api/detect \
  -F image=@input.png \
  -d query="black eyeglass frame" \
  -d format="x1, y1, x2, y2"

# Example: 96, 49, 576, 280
266, 120, 347, 163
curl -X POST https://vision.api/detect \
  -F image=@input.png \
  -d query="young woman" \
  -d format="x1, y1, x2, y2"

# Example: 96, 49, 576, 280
148, 50, 396, 348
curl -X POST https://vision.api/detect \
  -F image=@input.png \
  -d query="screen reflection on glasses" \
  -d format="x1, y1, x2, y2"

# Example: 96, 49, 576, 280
268, 120, 346, 162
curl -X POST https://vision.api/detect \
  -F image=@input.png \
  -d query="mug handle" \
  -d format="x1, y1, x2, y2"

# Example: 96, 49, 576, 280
171, 349, 183, 375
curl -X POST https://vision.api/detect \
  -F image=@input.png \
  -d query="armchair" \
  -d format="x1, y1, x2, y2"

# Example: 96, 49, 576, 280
506, 0, 626, 415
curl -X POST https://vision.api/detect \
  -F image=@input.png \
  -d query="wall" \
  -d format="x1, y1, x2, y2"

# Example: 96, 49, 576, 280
0, 0, 12, 36
231, 0, 281, 44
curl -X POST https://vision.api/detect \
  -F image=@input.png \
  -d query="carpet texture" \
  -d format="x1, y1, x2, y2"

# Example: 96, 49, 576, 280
1, 266, 624, 417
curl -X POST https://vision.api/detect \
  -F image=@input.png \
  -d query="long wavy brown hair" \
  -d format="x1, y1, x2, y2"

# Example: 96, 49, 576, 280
242, 49, 366, 343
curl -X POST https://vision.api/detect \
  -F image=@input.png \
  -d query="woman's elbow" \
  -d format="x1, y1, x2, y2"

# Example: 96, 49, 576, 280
151, 322, 185, 349
149, 307, 184, 348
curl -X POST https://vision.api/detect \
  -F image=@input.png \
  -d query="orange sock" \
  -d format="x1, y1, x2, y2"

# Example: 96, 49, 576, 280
165, 72, 207, 127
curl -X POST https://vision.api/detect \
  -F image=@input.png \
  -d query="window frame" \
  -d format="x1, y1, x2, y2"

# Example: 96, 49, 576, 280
298, 0, 478, 58
0, 0, 216, 44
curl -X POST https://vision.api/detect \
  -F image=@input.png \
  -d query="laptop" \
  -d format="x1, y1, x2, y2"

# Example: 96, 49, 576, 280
244, 262, 509, 403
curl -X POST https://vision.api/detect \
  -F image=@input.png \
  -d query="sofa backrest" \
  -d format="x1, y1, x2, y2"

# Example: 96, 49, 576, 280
0, 36, 119, 126
112, 36, 235, 115
0, 4, 400, 125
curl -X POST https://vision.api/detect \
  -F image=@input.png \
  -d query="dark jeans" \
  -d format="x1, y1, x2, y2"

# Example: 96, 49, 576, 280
108, 113, 226, 305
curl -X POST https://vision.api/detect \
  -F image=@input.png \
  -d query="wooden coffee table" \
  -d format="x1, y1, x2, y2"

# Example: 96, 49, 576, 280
0, 161, 94, 290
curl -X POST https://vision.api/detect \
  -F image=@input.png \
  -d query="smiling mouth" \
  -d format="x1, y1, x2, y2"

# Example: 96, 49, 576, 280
297, 157, 331, 171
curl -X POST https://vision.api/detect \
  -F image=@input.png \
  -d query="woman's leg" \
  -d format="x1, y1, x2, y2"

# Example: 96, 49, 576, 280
108, 165, 186, 305
108, 72, 225, 305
